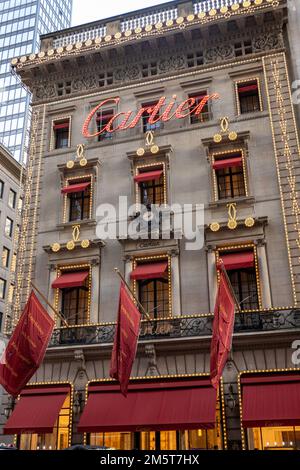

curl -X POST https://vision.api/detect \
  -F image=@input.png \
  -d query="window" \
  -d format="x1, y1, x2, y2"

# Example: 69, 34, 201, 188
218, 249, 259, 311
142, 101, 162, 133
1, 247, 10, 268
0, 180, 4, 198
11, 253, 17, 273
247, 426, 300, 451
89, 402, 223, 450
213, 153, 246, 200
139, 278, 169, 319
188, 91, 210, 124
61, 278, 89, 325
96, 109, 114, 142
237, 80, 261, 114
19, 392, 71, 450
8, 189, 16, 209
135, 167, 165, 208
57, 81, 71, 96
18, 197, 23, 212
63, 180, 91, 222
5, 217, 13, 237
53, 119, 70, 149
0, 278, 6, 300
131, 259, 170, 319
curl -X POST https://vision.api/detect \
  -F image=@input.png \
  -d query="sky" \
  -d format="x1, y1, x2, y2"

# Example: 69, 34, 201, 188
72, 0, 170, 26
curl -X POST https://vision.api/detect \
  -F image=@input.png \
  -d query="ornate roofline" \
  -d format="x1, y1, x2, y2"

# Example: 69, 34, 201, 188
12, 0, 286, 71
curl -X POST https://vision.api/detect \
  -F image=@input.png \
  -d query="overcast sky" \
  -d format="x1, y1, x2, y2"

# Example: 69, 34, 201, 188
72, 0, 169, 26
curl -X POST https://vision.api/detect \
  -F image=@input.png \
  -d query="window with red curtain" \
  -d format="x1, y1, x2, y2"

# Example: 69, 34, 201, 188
131, 261, 169, 319
53, 120, 70, 149
237, 80, 261, 114
96, 109, 114, 142
188, 91, 210, 124
142, 101, 162, 133
136, 167, 165, 208
213, 152, 246, 200
65, 180, 91, 222
218, 250, 259, 310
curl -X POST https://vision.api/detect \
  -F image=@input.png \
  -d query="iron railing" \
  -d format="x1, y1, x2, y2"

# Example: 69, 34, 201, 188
48, 308, 300, 347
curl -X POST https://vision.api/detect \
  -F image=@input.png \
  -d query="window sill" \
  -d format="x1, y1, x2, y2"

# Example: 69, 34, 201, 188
235, 110, 268, 121
57, 219, 96, 230
208, 196, 255, 209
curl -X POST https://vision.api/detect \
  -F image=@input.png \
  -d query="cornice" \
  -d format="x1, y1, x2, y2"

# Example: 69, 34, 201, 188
12, 0, 286, 72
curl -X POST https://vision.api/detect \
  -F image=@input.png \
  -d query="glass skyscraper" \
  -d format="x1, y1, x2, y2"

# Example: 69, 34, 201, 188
0, 0, 73, 162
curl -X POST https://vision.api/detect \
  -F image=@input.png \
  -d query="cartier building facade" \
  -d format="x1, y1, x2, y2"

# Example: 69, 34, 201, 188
1, 0, 300, 451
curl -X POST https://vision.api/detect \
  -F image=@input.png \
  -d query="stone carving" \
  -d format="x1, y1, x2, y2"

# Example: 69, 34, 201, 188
252, 33, 281, 52
204, 44, 235, 63
114, 65, 141, 82
158, 55, 185, 72
32, 26, 284, 102
72, 76, 97, 91
34, 83, 56, 99
145, 344, 159, 376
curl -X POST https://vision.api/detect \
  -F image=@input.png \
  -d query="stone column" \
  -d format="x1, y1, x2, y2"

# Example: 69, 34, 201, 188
170, 249, 181, 316
207, 247, 217, 312
90, 259, 100, 323
256, 241, 272, 308
124, 255, 133, 285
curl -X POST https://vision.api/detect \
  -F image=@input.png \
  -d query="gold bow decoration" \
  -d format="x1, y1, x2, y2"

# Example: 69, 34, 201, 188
213, 117, 238, 144
136, 130, 160, 156
66, 144, 87, 168
51, 224, 90, 252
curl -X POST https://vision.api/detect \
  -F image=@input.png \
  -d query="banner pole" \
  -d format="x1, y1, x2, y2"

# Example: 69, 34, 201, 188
114, 268, 152, 322
31, 282, 69, 327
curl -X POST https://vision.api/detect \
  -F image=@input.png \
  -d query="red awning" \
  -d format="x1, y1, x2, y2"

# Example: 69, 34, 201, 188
52, 271, 89, 289
213, 157, 243, 170
238, 84, 258, 93
77, 378, 217, 433
53, 122, 69, 130
241, 374, 300, 428
134, 170, 163, 184
219, 251, 254, 270
61, 182, 90, 194
130, 261, 168, 281
4, 386, 70, 435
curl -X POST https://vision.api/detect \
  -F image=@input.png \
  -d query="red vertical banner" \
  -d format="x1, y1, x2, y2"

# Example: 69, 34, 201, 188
210, 264, 235, 389
0, 291, 55, 397
110, 282, 141, 397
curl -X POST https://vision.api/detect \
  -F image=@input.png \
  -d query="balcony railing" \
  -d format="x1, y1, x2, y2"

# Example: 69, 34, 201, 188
53, 25, 107, 48
48, 308, 300, 348
120, 6, 178, 32
193, 0, 245, 14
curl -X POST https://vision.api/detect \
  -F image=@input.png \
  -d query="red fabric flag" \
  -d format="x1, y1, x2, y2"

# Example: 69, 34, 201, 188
0, 291, 55, 397
210, 264, 235, 389
110, 282, 141, 397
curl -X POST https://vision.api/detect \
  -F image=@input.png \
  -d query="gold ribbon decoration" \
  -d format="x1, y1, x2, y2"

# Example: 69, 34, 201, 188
227, 203, 237, 230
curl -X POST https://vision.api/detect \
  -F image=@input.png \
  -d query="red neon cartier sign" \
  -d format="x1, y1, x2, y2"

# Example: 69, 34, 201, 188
82, 93, 220, 138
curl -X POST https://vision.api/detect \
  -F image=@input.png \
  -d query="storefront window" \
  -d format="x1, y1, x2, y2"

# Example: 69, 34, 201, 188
247, 426, 300, 450
90, 432, 132, 450
89, 427, 221, 451
19, 393, 71, 450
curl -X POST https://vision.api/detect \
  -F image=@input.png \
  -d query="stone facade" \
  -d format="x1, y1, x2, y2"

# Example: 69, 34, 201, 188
1, 0, 300, 451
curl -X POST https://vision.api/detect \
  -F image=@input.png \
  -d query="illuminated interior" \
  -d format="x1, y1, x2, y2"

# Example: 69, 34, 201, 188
247, 426, 300, 450
19, 393, 71, 450
90, 428, 222, 450
89, 405, 223, 450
